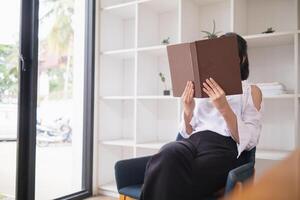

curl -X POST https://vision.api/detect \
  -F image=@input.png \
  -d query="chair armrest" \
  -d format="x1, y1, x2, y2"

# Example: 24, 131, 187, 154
114, 156, 152, 191
225, 162, 255, 194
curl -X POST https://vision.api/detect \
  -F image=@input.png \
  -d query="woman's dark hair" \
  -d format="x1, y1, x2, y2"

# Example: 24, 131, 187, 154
221, 32, 249, 80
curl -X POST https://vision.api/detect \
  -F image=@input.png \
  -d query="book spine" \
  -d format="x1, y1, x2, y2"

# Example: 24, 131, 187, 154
190, 42, 202, 97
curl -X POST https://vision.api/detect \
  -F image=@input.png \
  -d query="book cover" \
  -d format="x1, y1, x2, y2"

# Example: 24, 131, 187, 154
167, 35, 242, 98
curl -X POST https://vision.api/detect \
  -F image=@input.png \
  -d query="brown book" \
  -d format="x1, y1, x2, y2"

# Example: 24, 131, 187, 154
166, 35, 242, 98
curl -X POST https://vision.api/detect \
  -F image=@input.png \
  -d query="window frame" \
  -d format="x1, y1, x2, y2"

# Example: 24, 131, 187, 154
16, 0, 95, 199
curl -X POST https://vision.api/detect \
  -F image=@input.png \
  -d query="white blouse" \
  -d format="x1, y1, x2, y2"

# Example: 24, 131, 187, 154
178, 80, 264, 158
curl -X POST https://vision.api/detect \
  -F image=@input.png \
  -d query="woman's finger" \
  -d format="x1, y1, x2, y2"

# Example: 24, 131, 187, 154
190, 81, 194, 94
209, 77, 220, 88
183, 81, 192, 101
186, 82, 194, 102
203, 82, 214, 96
206, 79, 220, 95
209, 78, 224, 94
182, 81, 189, 98
191, 87, 195, 98
188, 86, 194, 100
202, 87, 211, 97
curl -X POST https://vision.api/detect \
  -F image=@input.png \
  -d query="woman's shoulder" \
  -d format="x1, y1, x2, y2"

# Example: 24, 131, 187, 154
250, 85, 263, 111
242, 81, 263, 112
250, 85, 262, 98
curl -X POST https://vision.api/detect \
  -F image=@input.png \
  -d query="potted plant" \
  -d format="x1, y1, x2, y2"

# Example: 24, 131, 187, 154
158, 72, 170, 95
262, 27, 275, 34
201, 20, 222, 39
161, 37, 170, 45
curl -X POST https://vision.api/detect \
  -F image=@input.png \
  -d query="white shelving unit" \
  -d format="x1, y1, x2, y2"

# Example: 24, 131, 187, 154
97, 145, 133, 197
138, 0, 179, 47
96, 0, 300, 196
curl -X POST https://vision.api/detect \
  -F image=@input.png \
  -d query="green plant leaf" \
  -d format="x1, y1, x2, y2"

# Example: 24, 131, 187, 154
201, 31, 212, 35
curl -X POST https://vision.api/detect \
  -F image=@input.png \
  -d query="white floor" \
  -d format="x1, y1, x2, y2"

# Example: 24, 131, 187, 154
0, 142, 80, 200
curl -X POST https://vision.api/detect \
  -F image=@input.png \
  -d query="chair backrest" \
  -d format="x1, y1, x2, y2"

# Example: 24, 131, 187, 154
236, 147, 256, 167
176, 132, 184, 141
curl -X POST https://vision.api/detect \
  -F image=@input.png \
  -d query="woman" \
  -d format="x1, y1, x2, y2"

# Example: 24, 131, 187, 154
139, 33, 264, 200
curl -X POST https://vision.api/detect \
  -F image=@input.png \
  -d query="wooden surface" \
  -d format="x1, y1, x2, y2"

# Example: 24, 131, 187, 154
223, 149, 300, 200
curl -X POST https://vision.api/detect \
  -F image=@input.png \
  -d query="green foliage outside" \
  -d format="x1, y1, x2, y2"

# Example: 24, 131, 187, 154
40, 0, 75, 100
0, 0, 75, 103
0, 44, 18, 103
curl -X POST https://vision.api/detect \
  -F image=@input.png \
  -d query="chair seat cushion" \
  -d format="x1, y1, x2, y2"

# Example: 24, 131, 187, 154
119, 184, 142, 199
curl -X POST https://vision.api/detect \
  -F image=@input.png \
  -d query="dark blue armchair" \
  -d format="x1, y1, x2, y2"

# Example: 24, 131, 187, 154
115, 133, 256, 200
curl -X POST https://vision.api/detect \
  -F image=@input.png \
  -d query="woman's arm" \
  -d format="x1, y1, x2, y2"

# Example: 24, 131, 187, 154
202, 78, 239, 143
220, 85, 262, 144
202, 78, 262, 144
219, 106, 240, 143
180, 81, 195, 136
183, 112, 193, 135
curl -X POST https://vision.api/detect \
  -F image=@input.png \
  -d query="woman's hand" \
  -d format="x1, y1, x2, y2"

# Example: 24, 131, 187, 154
181, 81, 195, 117
203, 78, 240, 143
202, 78, 229, 114
181, 81, 195, 135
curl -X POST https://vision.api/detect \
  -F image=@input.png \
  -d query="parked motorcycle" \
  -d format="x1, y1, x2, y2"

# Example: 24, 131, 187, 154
36, 117, 72, 147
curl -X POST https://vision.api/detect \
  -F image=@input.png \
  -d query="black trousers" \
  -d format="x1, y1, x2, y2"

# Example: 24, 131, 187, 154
139, 130, 238, 200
